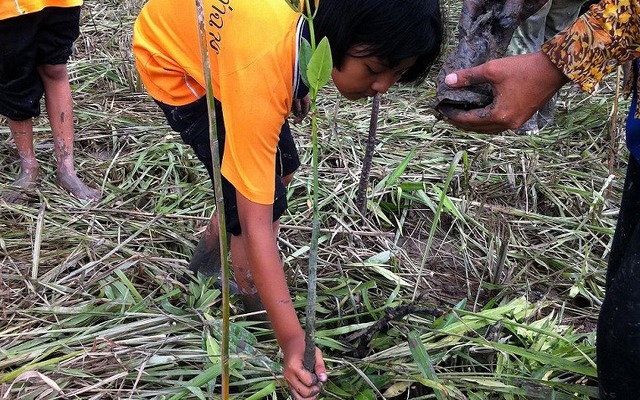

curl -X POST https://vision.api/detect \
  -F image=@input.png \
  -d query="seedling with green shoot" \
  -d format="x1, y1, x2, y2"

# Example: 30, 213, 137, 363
284, 0, 333, 378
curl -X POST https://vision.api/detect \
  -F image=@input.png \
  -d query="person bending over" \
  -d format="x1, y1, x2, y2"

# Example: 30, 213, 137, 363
132, 0, 444, 398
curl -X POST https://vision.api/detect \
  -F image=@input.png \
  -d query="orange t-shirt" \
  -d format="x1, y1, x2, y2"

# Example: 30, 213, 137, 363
133, 0, 304, 205
0, 0, 82, 20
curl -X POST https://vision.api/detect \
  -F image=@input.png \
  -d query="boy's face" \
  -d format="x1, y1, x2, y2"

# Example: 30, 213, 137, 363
332, 46, 417, 100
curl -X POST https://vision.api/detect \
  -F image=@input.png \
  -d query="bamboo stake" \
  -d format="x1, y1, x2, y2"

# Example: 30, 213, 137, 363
195, 1, 231, 397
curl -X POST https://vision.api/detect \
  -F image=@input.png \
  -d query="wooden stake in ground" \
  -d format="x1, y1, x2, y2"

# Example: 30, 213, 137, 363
356, 93, 381, 215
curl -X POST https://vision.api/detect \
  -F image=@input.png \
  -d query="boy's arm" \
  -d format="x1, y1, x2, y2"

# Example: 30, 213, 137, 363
236, 192, 326, 398
236, 193, 303, 342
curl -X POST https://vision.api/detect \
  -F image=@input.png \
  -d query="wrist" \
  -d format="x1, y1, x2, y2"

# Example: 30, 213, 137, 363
279, 330, 305, 353
537, 50, 570, 90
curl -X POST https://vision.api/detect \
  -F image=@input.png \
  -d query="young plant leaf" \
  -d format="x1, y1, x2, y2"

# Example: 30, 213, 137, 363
307, 37, 333, 94
299, 38, 312, 87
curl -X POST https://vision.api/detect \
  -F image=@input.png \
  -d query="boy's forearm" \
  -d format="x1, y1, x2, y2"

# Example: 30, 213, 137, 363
236, 194, 305, 345
250, 238, 304, 344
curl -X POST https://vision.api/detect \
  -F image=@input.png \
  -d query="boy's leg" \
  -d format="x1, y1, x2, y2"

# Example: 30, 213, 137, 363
152, 98, 228, 282
230, 228, 269, 316
3, 118, 39, 203
189, 214, 223, 276
39, 63, 100, 200
543, 0, 584, 40
0, 12, 41, 202
187, 213, 240, 294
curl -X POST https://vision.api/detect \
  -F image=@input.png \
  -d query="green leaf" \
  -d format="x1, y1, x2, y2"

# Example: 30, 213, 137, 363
185, 386, 207, 400
386, 148, 416, 188
245, 381, 278, 400
205, 333, 221, 365
307, 37, 333, 93
299, 38, 312, 87
408, 331, 446, 400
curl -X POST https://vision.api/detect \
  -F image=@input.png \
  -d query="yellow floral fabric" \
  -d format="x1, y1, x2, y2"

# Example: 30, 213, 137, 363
542, 0, 640, 116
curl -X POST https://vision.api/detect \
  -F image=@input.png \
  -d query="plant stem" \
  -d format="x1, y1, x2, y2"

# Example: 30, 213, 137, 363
304, 96, 320, 373
302, 2, 319, 374
195, 1, 231, 398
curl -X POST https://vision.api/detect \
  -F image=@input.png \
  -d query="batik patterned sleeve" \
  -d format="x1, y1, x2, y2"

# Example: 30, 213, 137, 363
541, 0, 640, 93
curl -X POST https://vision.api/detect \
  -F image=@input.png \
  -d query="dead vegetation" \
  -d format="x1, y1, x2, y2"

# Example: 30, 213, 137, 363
0, 1, 628, 399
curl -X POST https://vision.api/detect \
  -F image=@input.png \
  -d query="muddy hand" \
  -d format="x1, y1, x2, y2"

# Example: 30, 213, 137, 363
435, 0, 548, 116
283, 338, 327, 400
442, 52, 568, 133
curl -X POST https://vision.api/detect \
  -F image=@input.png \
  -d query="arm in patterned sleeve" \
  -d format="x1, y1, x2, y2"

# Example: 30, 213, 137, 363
541, 0, 640, 93
431, 0, 640, 132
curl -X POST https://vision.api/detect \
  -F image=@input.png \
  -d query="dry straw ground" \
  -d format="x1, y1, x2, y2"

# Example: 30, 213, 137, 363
0, 1, 628, 399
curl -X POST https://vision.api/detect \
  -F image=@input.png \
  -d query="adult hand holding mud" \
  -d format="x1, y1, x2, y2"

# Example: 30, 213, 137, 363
435, 0, 549, 115
442, 51, 569, 134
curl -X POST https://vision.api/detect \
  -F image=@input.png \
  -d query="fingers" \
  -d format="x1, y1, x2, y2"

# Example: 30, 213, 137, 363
444, 64, 490, 89
314, 347, 328, 384
287, 376, 321, 400
442, 106, 526, 134
291, 96, 311, 125
284, 349, 327, 400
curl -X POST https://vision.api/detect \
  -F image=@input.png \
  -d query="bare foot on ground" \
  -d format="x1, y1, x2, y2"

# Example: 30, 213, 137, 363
56, 171, 101, 200
2, 163, 39, 204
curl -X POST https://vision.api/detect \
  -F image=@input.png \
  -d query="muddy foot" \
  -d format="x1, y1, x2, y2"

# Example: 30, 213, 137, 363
185, 234, 239, 294
56, 171, 101, 201
2, 165, 39, 204
189, 232, 223, 277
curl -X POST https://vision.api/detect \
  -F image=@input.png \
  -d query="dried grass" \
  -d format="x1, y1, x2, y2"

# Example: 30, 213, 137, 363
0, 1, 627, 399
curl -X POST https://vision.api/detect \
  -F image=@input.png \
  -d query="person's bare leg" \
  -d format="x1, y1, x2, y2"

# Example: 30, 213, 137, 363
2, 118, 39, 203
39, 64, 99, 200
189, 213, 223, 277
186, 213, 241, 294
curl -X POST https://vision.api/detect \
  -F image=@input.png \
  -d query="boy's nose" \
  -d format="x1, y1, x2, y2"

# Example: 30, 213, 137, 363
371, 73, 397, 94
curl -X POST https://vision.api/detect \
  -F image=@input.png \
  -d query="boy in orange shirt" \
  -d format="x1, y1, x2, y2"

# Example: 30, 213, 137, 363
133, 1, 444, 398
0, 1, 100, 202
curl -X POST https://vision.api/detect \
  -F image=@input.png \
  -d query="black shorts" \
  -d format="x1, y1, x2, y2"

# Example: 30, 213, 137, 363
0, 6, 81, 121
156, 97, 301, 236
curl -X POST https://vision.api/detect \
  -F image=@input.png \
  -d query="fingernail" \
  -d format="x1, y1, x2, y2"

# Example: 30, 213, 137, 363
444, 73, 458, 85
318, 373, 327, 382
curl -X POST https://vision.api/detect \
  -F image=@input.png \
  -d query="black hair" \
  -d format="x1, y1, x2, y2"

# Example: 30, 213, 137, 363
313, 0, 444, 84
